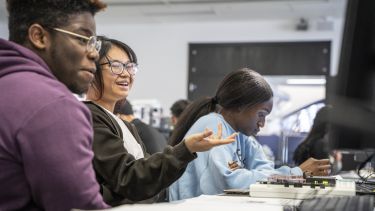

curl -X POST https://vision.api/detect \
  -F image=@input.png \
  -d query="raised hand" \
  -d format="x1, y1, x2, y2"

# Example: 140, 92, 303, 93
184, 123, 237, 153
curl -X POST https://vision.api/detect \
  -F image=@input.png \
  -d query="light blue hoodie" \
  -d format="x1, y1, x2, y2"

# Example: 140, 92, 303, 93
169, 112, 302, 201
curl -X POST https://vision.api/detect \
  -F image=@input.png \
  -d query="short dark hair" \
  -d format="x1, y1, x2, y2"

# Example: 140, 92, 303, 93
114, 100, 134, 115
7, 0, 106, 44
90, 36, 138, 101
170, 99, 191, 118
169, 68, 273, 146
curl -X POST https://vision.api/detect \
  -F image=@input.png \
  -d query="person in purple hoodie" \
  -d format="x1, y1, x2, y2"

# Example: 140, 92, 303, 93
0, 1, 110, 210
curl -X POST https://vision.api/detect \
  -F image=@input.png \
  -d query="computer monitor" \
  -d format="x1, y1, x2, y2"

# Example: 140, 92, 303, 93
328, 0, 375, 153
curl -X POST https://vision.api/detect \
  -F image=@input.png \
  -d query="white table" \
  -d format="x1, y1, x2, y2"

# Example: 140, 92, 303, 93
86, 195, 302, 211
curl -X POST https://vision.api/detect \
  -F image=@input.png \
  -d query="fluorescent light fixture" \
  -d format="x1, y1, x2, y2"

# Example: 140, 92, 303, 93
286, 78, 326, 85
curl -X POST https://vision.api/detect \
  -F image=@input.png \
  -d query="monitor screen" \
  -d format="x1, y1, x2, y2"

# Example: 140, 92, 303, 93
328, 0, 375, 152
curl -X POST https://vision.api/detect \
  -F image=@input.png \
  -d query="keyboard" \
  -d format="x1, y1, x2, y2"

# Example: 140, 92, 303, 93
299, 195, 374, 211
356, 182, 375, 195
249, 180, 356, 199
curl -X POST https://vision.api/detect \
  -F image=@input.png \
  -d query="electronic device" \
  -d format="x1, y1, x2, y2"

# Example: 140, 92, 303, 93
249, 179, 355, 199
327, 0, 375, 154
223, 189, 249, 195
356, 181, 375, 195
299, 195, 374, 211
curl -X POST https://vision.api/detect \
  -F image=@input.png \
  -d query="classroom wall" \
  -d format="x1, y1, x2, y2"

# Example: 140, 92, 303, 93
0, 22, 7, 39
0, 18, 344, 115
96, 17, 344, 114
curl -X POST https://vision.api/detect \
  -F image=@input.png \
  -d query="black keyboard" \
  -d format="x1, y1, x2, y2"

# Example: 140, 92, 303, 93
356, 182, 375, 195
298, 195, 374, 211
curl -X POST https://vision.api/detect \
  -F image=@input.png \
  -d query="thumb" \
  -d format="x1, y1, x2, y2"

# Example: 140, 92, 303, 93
226, 132, 238, 140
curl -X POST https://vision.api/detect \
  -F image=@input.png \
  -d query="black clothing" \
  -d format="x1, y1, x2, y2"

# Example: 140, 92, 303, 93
84, 101, 196, 206
131, 119, 167, 154
293, 135, 329, 165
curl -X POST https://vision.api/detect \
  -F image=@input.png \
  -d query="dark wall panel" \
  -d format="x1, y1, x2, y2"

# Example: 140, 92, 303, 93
188, 41, 330, 100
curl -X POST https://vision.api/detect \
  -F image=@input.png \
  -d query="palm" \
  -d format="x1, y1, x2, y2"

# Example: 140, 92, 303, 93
184, 123, 237, 153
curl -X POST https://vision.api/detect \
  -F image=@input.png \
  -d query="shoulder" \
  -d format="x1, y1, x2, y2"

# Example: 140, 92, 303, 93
187, 113, 229, 136
84, 101, 102, 113
83, 101, 109, 120
83, 101, 117, 128
193, 113, 223, 127
23, 89, 92, 130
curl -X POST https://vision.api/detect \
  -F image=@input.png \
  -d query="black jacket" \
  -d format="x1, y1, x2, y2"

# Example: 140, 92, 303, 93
131, 118, 167, 154
85, 101, 196, 206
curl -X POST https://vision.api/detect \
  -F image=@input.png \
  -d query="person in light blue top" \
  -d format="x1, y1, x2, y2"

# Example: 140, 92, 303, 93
168, 68, 331, 201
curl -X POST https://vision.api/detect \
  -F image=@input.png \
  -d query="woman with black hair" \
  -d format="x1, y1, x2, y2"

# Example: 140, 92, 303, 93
168, 68, 331, 201
293, 106, 332, 165
293, 106, 342, 173
84, 36, 236, 206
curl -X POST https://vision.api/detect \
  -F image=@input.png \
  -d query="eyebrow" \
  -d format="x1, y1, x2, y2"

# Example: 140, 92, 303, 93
107, 58, 131, 64
76, 27, 94, 37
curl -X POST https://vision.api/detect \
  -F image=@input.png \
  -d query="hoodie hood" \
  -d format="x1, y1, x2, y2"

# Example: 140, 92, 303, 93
0, 38, 55, 79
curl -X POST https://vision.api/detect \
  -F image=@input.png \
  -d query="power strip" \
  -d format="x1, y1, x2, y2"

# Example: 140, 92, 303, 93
249, 180, 356, 199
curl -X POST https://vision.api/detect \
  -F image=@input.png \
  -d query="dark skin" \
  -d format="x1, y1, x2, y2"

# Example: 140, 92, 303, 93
222, 99, 273, 137
222, 99, 330, 176
24, 12, 99, 94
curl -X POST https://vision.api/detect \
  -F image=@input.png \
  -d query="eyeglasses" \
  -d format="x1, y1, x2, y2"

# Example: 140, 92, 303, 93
100, 56, 138, 76
51, 28, 101, 53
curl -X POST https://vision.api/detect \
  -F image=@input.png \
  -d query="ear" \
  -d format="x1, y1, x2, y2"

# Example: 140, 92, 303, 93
171, 116, 177, 125
27, 24, 51, 50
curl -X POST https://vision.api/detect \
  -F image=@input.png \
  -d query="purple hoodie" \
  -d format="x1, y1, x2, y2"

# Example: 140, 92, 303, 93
0, 38, 108, 210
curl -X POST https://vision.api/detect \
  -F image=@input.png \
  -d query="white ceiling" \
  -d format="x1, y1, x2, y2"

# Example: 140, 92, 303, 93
95, 0, 346, 24
0, 0, 346, 25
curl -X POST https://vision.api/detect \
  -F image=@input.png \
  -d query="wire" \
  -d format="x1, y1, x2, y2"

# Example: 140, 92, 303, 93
356, 152, 375, 183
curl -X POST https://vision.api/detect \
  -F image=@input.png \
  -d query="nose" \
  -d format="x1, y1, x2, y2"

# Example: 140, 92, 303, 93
119, 69, 131, 78
258, 119, 266, 128
88, 49, 99, 61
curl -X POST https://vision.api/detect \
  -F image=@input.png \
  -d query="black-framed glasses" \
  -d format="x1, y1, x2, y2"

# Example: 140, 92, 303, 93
100, 56, 138, 76
51, 28, 101, 53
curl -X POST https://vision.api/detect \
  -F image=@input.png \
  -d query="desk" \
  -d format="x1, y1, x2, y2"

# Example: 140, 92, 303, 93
89, 195, 302, 211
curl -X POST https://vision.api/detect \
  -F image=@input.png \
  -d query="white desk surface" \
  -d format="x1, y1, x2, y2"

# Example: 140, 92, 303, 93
88, 195, 302, 211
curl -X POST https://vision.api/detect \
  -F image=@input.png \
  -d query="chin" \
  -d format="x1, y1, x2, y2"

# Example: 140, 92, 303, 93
69, 84, 88, 95
247, 130, 259, 137
242, 131, 253, 137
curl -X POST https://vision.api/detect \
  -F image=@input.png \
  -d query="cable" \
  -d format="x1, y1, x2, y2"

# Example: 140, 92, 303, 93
356, 152, 375, 182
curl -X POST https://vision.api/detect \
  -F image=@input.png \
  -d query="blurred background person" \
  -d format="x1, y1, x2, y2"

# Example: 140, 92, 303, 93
170, 99, 191, 126
293, 105, 342, 174
114, 100, 167, 154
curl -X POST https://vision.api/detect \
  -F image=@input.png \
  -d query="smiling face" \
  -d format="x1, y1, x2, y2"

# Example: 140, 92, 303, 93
99, 45, 134, 104
225, 98, 273, 136
46, 12, 99, 94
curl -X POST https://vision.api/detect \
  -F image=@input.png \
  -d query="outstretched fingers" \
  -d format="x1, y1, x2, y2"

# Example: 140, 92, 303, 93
217, 123, 222, 139
184, 123, 238, 153
208, 132, 237, 146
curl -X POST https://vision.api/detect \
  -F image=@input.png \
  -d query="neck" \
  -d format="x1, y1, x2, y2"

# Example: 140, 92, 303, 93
120, 114, 135, 122
220, 109, 238, 131
86, 88, 118, 113
93, 99, 115, 113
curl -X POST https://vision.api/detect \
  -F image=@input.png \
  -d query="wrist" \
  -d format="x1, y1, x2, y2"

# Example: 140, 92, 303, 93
183, 139, 194, 153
